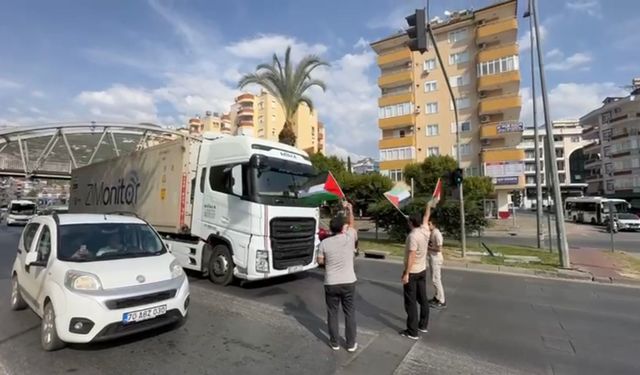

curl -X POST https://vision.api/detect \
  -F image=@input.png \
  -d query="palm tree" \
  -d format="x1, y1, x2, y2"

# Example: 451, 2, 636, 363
238, 46, 329, 146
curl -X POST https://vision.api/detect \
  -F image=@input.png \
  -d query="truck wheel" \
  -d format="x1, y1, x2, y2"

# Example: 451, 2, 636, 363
207, 244, 234, 286
41, 302, 65, 351
10, 275, 27, 310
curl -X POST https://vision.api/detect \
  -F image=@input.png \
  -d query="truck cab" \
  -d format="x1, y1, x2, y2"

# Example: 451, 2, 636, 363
174, 134, 320, 285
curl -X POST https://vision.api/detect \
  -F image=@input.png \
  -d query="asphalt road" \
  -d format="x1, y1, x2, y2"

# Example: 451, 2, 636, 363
1, 225, 640, 374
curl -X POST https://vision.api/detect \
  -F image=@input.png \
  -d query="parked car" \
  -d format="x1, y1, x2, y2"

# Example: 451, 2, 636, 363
10, 213, 189, 351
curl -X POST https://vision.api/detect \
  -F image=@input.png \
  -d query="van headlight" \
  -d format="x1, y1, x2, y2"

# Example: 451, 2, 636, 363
170, 259, 184, 278
65, 271, 103, 291
255, 250, 269, 273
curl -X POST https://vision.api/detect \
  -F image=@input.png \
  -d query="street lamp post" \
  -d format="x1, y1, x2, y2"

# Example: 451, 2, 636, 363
531, 0, 570, 267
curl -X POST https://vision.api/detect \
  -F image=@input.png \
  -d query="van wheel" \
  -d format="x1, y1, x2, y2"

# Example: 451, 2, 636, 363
41, 302, 65, 351
207, 244, 235, 286
10, 275, 27, 310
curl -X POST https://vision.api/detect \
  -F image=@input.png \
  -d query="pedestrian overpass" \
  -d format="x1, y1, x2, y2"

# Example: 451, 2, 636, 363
0, 122, 189, 180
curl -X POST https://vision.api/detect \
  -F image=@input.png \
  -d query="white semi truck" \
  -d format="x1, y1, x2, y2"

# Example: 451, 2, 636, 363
68, 133, 320, 285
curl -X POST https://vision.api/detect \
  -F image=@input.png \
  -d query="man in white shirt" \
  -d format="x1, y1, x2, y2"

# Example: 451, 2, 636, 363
428, 219, 446, 308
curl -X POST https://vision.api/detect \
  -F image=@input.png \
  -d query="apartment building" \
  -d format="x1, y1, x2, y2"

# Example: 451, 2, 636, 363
371, 0, 522, 216
518, 120, 589, 209
351, 157, 380, 175
186, 90, 325, 154
581, 79, 640, 207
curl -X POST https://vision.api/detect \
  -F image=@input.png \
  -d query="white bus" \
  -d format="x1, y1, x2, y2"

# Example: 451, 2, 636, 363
564, 197, 630, 225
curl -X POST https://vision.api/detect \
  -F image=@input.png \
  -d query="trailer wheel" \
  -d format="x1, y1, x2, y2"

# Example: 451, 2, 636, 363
207, 244, 235, 286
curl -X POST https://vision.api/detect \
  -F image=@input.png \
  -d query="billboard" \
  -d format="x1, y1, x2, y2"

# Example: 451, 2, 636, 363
496, 121, 524, 133
485, 161, 524, 178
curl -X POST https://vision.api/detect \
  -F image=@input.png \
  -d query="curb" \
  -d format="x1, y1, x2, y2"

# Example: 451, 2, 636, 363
360, 250, 640, 287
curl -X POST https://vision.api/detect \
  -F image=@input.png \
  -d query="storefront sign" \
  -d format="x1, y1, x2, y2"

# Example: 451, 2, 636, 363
495, 176, 519, 185
496, 121, 524, 133
485, 161, 524, 178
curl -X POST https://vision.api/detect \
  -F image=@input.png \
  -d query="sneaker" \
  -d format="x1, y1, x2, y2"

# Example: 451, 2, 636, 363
399, 330, 419, 340
329, 342, 340, 351
418, 327, 429, 333
431, 301, 447, 309
428, 297, 438, 304
347, 343, 358, 352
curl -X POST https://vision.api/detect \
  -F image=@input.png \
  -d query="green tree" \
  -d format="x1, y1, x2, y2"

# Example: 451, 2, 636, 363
463, 176, 494, 203
238, 46, 329, 146
342, 173, 393, 216
309, 152, 347, 180
403, 155, 457, 197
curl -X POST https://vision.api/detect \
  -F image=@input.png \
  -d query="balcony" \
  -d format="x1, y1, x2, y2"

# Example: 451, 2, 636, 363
378, 91, 412, 107
477, 44, 518, 62
478, 70, 520, 90
482, 148, 525, 163
476, 18, 517, 42
238, 119, 253, 126
237, 107, 253, 117
380, 159, 413, 171
377, 48, 411, 67
379, 136, 414, 149
479, 122, 520, 139
479, 94, 521, 115
236, 93, 254, 103
379, 114, 415, 130
378, 70, 412, 88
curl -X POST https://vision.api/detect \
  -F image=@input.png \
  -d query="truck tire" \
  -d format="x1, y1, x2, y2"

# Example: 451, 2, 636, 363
207, 244, 235, 286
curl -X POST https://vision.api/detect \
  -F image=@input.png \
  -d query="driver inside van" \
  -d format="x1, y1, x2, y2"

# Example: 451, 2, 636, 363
96, 233, 123, 257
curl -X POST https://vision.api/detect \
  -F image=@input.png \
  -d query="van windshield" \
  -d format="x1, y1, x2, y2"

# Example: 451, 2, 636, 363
10, 203, 36, 215
57, 223, 167, 262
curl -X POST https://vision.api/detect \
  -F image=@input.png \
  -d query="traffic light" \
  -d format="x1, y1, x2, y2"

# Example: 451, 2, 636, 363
450, 168, 464, 186
512, 190, 522, 207
405, 9, 427, 53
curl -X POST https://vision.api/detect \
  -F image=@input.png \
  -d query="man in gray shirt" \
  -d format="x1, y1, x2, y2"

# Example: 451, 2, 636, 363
317, 202, 357, 352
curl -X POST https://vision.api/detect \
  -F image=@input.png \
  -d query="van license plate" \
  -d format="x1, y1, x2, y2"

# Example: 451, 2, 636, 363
122, 305, 167, 323
288, 265, 303, 273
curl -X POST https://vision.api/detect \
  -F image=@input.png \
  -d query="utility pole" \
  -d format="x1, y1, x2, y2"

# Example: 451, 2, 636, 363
525, 2, 544, 249
531, 0, 570, 268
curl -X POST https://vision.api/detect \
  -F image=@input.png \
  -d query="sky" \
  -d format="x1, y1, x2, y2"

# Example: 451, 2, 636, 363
0, 0, 638, 161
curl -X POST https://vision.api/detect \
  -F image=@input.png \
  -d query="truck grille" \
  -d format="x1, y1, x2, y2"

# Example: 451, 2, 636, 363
105, 289, 177, 310
270, 218, 316, 270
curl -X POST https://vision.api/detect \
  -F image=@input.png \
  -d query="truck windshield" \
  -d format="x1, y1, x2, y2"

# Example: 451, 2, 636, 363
57, 223, 167, 262
10, 203, 36, 215
253, 157, 317, 207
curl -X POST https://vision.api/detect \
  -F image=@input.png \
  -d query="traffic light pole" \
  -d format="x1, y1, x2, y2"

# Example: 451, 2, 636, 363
427, 25, 466, 257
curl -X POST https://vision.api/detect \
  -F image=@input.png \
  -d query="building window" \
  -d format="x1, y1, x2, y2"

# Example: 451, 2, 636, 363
389, 169, 403, 182
426, 102, 438, 114
452, 144, 472, 156
426, 124, 439, 136
379, 102, 413, 119
557, 161, 565, 171
449, 74, 470, 87
449, 51, 469, 65
603, 146, 611, 157
258, 102, 264, 110
451, 97, 470, 110
428, 147, 440, 156
379, 147, 415, 161
477, 55, 519, 77
448, 28, 468, 43
460, 121, 471, 132
258, 116, 264, 124
606, 180, 615, 192
526, 176, 536, 184
571, 136, 580, 142
424, 80, 437, 92
424, 59, 436, 71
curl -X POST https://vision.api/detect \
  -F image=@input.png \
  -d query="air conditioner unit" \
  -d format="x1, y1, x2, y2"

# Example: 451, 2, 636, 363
482, 139, 491, 146
478, 42, 487, 49
479, 91, 487, 98
414, 108, 421, 115
481, 115, 491, 123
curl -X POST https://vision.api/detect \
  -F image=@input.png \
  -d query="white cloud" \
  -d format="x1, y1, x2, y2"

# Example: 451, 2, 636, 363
566, 0, 601, 17
325, 143, 368, 162
520, 82, 628, 127
7, 107, 19, 114
546, 52, 592, 71
75, 84, 158, 122
0, 77, 22, 90
226, 34, 327, 60
29, 106, 43, 114
353, 37, 370, 50
311, 50, 379, 157
545, 48, 562, 59
518, 25, 547, 52
31, 90, 45, 98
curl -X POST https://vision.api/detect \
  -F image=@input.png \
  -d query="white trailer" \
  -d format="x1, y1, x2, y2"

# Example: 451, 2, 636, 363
69, 133, 320, 285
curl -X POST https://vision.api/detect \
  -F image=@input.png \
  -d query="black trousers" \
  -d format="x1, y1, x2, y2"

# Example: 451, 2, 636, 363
325, 282, 357, 348
403, 270, 429, 336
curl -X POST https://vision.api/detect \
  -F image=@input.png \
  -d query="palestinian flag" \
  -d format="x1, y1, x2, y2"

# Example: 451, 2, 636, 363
299, 171, 344, 205
384, 182, 412, 210
432, 178, 442, 201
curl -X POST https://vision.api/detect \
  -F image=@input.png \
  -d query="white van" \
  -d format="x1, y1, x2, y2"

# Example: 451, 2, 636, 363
6, 199, 37, 225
